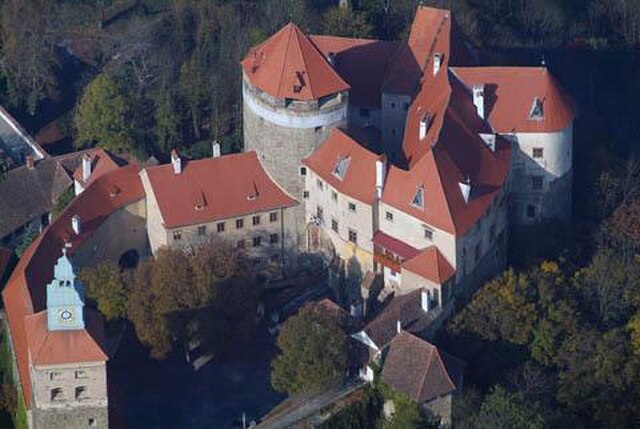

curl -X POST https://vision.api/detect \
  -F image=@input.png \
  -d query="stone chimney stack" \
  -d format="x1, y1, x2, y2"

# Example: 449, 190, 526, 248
25, 155, 34, 170
171, 149, 182, 175
375, 159, 386, 199
459, 178, 471, 203
212, 141, 221, 158
71, 215, 82, 235
396, 320, 402, 334
472, 84, 485, 119
421, 289, 430, 313
82, 154, 92, 182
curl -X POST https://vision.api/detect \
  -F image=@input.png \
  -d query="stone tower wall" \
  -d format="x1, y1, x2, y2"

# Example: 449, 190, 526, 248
242, 73, 348, 250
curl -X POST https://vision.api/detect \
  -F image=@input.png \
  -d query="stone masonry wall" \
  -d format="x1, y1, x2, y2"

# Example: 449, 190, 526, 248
32, 405, 107, 429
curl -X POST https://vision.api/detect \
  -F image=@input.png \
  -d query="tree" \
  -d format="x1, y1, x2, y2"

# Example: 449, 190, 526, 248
79, 262, 128, 322
0, 158, 6, 182
127, 240, 256, 359
323, 6, 373, 39
1, 0, 59, 113
74, 73, 134, 152
475, 386, 546, 429
14, 224, 39, 258
50, 188, 74, 219
271, 302, 348, 395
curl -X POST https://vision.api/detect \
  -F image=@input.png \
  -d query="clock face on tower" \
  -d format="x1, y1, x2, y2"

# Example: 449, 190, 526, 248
59, 309, 74, 322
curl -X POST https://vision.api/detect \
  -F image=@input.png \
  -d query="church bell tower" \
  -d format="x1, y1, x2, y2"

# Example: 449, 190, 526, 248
46, 247, 85, 331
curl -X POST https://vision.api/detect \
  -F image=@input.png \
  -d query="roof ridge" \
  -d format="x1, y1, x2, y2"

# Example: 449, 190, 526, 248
277, 24, 295, 99
433, 347, 457, 392
295, 27, 315, 97
415, 334, 436, 401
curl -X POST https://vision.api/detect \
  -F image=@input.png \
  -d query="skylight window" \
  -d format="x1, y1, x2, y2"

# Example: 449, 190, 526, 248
529, 97, 544, 120
332, 156, 351, 181
411, 186, 425, 209
419, 113, 433, 140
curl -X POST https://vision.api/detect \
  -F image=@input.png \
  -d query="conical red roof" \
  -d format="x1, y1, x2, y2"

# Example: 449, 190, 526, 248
241, 23, 350, 101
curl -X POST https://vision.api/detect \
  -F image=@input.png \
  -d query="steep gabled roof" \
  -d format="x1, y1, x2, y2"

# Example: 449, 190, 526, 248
383, 69, 511, 235
452, 66, 576, 133
362, 289, 434, 349
382, 6, 471, 96
24, 309, 108, 366
381, 331, 464, 403
402, 246, 455, 284
143, 151, 297, 228
72, 148, 120, 188
0, 158, 73, 239
241, 23, 350, 100
303, 128, 384, 205
310, 35, 399, 107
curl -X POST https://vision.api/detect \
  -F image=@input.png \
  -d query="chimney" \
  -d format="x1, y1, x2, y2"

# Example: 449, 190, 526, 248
212, 141, 221, 158
82, 154, 92, 182
472, 84, 485, 119
71, 215, 82, 235
421, 289, 430, 313
396, 320, 402, 334
433, 53, 443, 76
25, 155, 34, 170
375, 159, 386, 198
171, 149, 182, 175
459, 178, 471, 203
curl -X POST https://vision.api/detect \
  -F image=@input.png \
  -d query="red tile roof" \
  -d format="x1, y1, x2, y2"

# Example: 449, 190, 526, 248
303, 128, 384, 205
72, 148, 120, 188
241, 23, 350, 101
402, 246, 455, 284
383, 69, 511, 235
452, 67, 576, 133
24, 309, 107, 366
382, 6, 471, 95
381, 331, 463, 403
372, 231, 420, 261
144, 151, 297, 229
363, 288, 435, 349
2, 165, 144, 408
310, 35, 399, 107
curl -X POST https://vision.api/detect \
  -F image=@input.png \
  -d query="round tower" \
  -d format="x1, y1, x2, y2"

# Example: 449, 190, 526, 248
241, 23, 350, 248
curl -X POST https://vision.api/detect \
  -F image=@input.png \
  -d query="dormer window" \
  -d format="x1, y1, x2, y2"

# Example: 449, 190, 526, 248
411, 186, 425, 209
332, 156, 351, 181
419, 113, 433, 140
529, 97, 544, 120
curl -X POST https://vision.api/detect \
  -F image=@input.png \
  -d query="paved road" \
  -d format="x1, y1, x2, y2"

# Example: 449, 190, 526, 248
255, 380, 366, 429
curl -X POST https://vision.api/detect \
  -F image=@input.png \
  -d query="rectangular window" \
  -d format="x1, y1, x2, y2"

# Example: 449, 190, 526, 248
50, 371, 62, 381
316, 179, 324, 190
217, 222, 225, 232
424, 227, 434, 241
253, 237, 262, 247
252, 215, 260, 226
527, 205, 537, 218
532, 147, 544, 158
359, 108, 370, 118
75, 386, 87, 401
269, 254, 280, 264
270, 233, 279, 244
385, 211, 393, 221
198, 225, 207, 236
331, 191, 338, 201
236, 219, 244, 229
173, 230, 182, 241
89, 419, 96, 427
237, 240, 245, 249
300, 166, 307, 176
348, 229, 358, 244
532, 176, 543, 190
51, 388, 63, 402
316, 205, 324, 221
270, 212, 278, 223
303, 191, 309, 199
348, 202, 356, 212
75, 370, 87, 379
331, 218, 338, 233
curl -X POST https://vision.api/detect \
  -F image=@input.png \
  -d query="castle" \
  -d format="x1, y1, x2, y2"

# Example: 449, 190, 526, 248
1, 6, 574, 428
